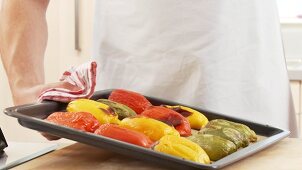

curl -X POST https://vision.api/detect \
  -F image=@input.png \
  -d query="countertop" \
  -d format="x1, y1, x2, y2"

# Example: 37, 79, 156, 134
0, 142, 57, 170
11, 138, 302, 170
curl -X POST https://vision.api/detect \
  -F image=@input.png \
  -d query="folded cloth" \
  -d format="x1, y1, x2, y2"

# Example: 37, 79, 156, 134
38, 61, 97, 103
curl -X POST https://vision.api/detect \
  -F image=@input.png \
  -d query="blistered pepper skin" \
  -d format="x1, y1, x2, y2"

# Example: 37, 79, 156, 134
187, 133, 237, 161
200, 127, 249, 148
67, 99, 120, 125
141, 106, 191, 136
206, 119, 257, 142
165, 105, 208, 130
120, 117, 179, 141
95, 124, 153, 148
154, 135, 210, 164
46, 112, 100, 132
97, 99, 137, 119
109, 89, 152, 114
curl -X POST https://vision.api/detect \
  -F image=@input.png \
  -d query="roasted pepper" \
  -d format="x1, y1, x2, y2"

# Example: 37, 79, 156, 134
200, 127, 249, 148
46, 112, 100, 132
120, 117, 179, 141
154, 135, 210, 164
164, 105, 208, 130
97, 99, 136, 119
187, 133, 237, 161
141, 106, 191, 136
67, 99, 120, 125
94, 124, 153, 148
108, 89, 152, 114
206, 119, 257, 142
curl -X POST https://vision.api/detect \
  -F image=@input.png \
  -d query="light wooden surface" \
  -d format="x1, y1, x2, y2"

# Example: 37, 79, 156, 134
12, 138, 302, 170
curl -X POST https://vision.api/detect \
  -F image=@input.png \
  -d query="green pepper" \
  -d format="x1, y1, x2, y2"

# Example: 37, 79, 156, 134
97, 99, 136, 119
199, 127, 249, 148
206, 119, 257, 142
187, 133, 237, 161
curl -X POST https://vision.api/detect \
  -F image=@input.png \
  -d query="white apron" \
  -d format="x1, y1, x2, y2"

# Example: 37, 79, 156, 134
92, 0, 298, 137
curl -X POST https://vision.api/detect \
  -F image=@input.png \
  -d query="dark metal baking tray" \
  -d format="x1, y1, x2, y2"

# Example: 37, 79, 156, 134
3, 89, 289, 170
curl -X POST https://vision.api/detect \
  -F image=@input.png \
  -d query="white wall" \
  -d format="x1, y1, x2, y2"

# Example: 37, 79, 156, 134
277, 0, 302, 59
281, 23, 302, 59
277, 0, 302, 18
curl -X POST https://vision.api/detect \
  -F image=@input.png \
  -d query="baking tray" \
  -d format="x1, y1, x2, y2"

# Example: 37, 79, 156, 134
3, 89, 289, 170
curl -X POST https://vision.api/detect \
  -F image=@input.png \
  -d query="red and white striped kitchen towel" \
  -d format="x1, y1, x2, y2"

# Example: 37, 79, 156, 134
38, 61, 97, 103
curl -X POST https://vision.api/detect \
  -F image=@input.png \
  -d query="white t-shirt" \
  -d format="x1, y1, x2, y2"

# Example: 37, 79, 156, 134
92, 0, 298, 137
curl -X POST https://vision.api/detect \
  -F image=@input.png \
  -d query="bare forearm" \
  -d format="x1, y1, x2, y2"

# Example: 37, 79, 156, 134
0, 0, 49, 103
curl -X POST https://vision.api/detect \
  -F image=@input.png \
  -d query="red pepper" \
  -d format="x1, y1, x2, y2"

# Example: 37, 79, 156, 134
108, 89, 152, 114
94, 124, 153, 148
46, 112, 100, 132
141, 106, 191, 137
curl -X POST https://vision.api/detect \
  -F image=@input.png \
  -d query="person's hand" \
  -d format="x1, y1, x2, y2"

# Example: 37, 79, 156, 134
12, 81, 81, 141
12, 81, 81, 105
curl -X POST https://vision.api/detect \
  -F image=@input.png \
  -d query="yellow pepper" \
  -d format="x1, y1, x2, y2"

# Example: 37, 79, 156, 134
165, 105, 208, 130
154, 135, 210, 164
67, 99, 120, 125
120, 117, 179, 141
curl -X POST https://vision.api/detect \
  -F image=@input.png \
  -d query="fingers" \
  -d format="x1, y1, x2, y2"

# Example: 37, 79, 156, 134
39, 81, 82, 93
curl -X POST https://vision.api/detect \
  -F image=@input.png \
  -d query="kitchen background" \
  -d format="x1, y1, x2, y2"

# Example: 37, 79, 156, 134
0, 0, 302, 142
